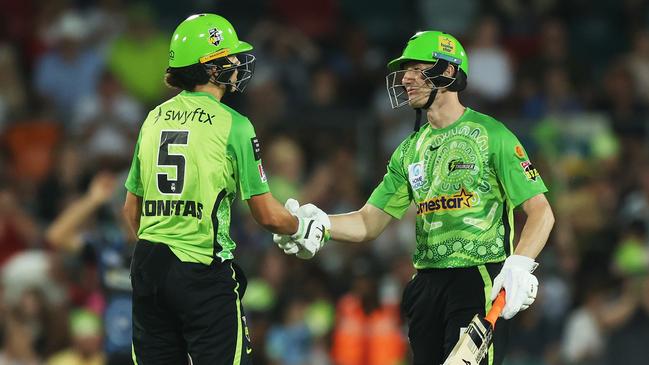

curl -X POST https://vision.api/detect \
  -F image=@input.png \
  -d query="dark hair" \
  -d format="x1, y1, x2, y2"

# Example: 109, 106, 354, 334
164, 63, 211, 91
448, 69, 468, 92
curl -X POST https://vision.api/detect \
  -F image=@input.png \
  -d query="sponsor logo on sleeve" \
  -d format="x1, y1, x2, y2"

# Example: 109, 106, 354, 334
520, 160, 540, 181
408, 162, 426, 190
251, 137, 262, 161
515, 145, 526, 159
258, 164, 267, 183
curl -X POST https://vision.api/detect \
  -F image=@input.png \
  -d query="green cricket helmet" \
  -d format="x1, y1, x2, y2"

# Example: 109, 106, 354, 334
386, 31, 469, 108
169, 14, 255, 92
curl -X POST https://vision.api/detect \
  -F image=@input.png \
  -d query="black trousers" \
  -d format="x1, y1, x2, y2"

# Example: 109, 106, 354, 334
130, 240, 252, 365
401, 263, 510, 365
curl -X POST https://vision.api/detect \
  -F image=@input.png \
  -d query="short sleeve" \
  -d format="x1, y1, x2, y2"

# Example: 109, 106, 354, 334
125, 130, 144, 196
493, 126, 548, 207
367, 144, 412, 219
228, 118, 270, 200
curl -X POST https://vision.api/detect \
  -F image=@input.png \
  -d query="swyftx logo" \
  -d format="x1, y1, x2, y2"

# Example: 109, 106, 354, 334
164, 108, 215, 125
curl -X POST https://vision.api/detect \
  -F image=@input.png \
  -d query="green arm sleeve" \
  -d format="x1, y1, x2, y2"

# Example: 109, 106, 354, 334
493, 126, 548, 207
228, 118, 270, 200
125, 130, 144, 196
367, 144, 412, 219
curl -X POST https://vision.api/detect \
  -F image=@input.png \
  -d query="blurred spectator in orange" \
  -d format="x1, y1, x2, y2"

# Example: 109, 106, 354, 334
33, 11, 104, 122
2, 120, 61, 188
47, 309, 105, 365
330, 260, 406, 365
106, 3, 168, 106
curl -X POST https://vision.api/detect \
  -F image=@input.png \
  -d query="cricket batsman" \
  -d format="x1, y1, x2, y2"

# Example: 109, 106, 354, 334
275, 31, 555, 365
123, 14, 329, 364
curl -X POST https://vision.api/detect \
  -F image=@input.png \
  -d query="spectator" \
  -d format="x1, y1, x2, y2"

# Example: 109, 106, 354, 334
0, 44, 26, 129
71, 70, 142, 167
330, 259, 406, 365
46, 172, 133, 362
46, 309, 105, 365
627, 31, 649, 105
0, 307, 43, 365
106, 3, 168, 106
467, 16, 514, 103
33, 11, 104, 123
0, 187, 41, 266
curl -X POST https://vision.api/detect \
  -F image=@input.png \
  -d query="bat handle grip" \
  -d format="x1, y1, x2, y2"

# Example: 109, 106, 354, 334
485, 290, 506, 328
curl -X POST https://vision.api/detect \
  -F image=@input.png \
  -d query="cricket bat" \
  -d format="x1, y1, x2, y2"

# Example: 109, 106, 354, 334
442, 290, 506, 365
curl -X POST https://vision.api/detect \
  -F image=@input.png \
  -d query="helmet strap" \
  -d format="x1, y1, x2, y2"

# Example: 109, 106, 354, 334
413, 88, 437, 131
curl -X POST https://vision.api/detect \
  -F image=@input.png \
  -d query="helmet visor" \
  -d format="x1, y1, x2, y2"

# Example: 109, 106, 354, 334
385, 60, 456, 109
208, 53, 256, 92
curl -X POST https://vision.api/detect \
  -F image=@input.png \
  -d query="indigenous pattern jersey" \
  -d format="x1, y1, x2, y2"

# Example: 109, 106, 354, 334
368, 108, 547, 269
125, 91, 269, 265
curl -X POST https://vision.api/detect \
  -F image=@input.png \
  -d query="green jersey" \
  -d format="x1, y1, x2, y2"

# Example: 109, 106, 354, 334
368, 108, 548, 269
125, 91, 269, 265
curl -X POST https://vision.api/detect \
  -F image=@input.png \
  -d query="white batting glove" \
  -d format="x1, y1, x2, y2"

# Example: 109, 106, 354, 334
490, 255, 539, 320
273, 199, 301, 255
292, 203, 331, 259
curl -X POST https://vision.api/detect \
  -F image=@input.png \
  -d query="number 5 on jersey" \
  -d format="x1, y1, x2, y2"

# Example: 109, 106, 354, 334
157, 130, 189, 195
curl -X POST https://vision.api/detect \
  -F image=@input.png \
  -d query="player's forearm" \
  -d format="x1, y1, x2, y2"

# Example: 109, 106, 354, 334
514, 197, 555, 259
123, 192, 142, 238
248, 193, 299, 235
46, 194, 102, 250
259, 208, 299, 235
329, 211, 370, 243
329, 204, 390, 243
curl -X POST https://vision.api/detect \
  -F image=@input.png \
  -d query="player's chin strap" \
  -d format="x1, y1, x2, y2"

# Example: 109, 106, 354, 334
413, 88, 437, 132
412, 61, 467, 132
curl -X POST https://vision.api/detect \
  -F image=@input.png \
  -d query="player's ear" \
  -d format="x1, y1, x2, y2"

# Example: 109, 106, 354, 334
443, 64, 456, 78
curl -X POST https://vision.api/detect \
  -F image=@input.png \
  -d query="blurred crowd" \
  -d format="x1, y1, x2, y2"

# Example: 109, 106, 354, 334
0, 0, 648, 364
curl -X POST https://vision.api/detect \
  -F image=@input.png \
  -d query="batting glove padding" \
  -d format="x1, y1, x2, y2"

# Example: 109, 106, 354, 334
490, 255, 539, 320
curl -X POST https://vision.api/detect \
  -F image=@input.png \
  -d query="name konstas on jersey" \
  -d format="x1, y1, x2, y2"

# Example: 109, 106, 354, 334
143, 199, 204, 219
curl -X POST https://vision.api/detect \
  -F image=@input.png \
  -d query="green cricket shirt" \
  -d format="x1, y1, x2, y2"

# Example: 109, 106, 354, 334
368, 108, 548, 269
125, 91, 270, 265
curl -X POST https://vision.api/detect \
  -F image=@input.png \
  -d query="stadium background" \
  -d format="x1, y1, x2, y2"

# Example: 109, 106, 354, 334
1, 0, 648, 364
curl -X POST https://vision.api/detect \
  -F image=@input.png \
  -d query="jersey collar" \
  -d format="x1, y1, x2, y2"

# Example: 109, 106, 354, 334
180, 90, 220, 103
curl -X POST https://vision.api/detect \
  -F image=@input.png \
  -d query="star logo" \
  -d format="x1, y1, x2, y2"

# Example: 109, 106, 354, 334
456, 188, 474, 208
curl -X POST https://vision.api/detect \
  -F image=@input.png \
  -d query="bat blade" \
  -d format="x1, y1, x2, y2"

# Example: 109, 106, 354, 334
442, 291, 506, 365
442, 315, 493, 365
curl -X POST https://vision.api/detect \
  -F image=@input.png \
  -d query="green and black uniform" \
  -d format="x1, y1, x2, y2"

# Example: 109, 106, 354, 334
368, 108, 548, 365
126, 91, 268, 364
